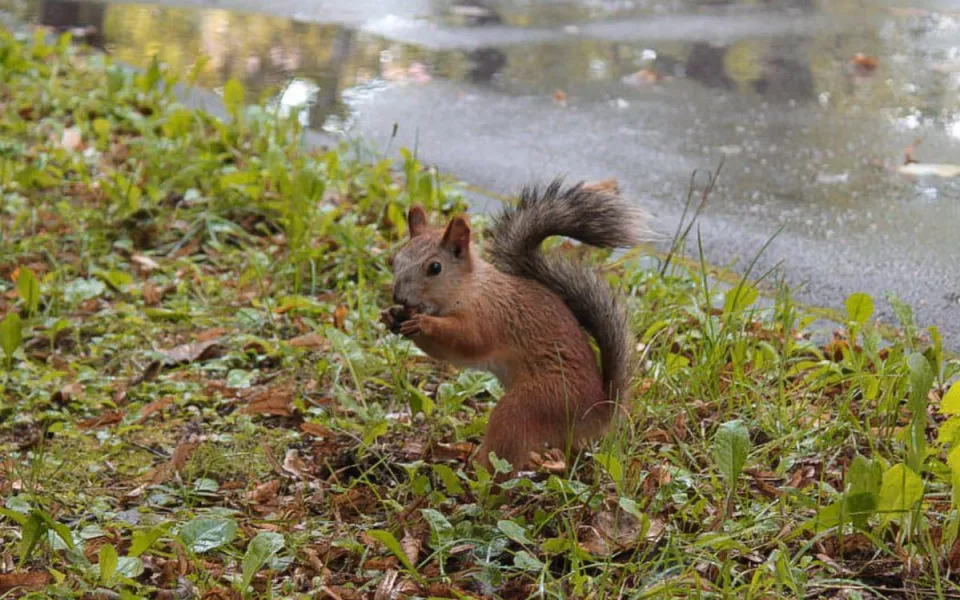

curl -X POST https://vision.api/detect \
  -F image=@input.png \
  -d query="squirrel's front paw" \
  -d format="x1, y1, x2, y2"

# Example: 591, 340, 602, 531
381, 305, 410, 334
399, 314, 429, 338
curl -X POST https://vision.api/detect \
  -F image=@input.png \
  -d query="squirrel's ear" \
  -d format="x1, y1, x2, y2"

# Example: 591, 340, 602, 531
441, 215, 471, 258
407, 204, 428, 238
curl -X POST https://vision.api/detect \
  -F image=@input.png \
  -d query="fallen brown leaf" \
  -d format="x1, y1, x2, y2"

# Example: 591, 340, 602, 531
50, 382, 83, 405
260, 440, 288, 478
79, 409, 124, 430
432, 441, 475, 462
248, 480, 280, 505
155, 576, 195, 600
130, 440, 198, 496
131, 359, 163, 386
162, 338, 223, 365
143, 281, 161, 305
787, 465, 816, 489
947, 535, 960, 571
161, 440, 197, 480
641, 464, 672, 498
401, 530, 421, 568
579, 503, 662, 557
333, 305, 348, 330
288, 332, 328, 351
240, 384, 295, 417
374, 569, 418, 600
282, 449, 310, 479
0, 571, 51, 592
136, 395, 174, 424
301, 422, 332, 437
751, 477, 781, 500
401, 439, 427, 460
816, 552, 853, 575
321, 585, 362, 600
131, 254, 160, 272
644, 428, 672, 444
197, 328, 230, 343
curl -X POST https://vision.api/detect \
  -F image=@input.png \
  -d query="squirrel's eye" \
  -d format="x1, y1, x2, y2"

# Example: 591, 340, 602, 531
427, 261, 442, 276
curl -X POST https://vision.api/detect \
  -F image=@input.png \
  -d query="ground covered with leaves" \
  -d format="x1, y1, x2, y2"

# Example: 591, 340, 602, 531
3, 27, 960, 600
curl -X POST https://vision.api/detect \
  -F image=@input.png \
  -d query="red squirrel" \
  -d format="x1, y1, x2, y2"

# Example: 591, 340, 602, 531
381, 179, 655, 474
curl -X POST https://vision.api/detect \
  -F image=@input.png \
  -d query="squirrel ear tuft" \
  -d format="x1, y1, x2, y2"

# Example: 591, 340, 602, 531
441, 215, 471, 258
408, 205, 428, 238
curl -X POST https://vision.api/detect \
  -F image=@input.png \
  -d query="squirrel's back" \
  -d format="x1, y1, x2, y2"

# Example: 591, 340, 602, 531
486, 179, 655, 405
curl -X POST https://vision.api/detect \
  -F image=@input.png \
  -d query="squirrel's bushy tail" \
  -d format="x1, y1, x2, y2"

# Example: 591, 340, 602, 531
487, 179, 655, 406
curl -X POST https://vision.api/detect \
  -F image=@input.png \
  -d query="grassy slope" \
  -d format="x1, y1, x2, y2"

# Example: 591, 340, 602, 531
2, 28, 960, 600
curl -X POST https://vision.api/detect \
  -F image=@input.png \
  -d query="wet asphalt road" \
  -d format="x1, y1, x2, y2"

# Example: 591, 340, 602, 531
6, 0, 960, 344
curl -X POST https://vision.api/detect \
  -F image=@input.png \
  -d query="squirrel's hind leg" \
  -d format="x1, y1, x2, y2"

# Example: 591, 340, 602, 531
475, 379, 590, 476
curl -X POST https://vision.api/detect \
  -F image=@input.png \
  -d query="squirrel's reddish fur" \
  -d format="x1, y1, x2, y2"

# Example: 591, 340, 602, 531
381, 179, 655, 475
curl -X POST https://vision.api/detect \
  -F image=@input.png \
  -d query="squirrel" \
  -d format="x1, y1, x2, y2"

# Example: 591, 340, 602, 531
380, 179, 655, 475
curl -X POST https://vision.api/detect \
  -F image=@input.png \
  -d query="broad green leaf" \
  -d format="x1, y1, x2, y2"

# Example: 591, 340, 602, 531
405, 384, 434, 417
940, 382, 960, 415
129, 524, 168, 557
0, 312, 22, 359
179, 517, 237, 554
421, 508, 454, 549
844, 455, 881, 529
223, 78, 245, 119
618, 496, 643, 519
877, 464, 923, 521
845, 292, 874, 324
99, 544, 118, 584
226, 369, 254, 389
807, 501, 843, 532
939, 417, 960, 446
239, 531, 284, 591
0, 507, 28, 526
116, 557, 144, 579
63, 278, 106, 304
432, 464, 463, 495
906, 353, 934, 473
860, 374, 879, 401
79, 524, 107, 540
723, 284, 759, 315
540, 535, 594, 560
362, 420, 389, 446
948, 446, 960, 506
907, 353, 935, 411
497, 520, 532, 545
32, 510, 75, 550
16, 268, 40, 314
665, 352, 690, 374
513, 550, 544, 572
487, 452, 513, 475
592, 453, 624, 484
368, 529, 416, 573
102, 269, 133, 290
713, 420, 751, 488
19, 512, 46, 566
92, 118, 111, 140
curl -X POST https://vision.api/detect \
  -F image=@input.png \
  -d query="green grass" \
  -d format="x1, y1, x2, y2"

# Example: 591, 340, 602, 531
2, 26, 960, 600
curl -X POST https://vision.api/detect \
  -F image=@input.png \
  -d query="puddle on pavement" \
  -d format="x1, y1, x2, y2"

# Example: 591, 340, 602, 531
1, 0, 958, 233
2, 0, 959, 336
3, 0, 959, 139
